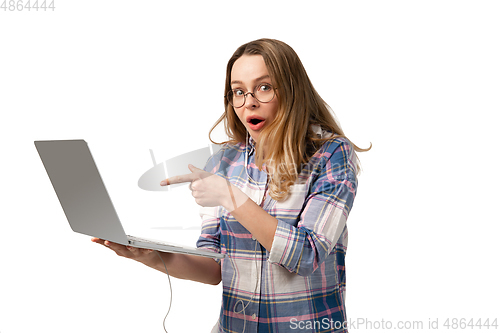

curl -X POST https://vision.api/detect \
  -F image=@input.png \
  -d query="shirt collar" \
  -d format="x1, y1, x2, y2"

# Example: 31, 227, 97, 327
247, 134, 256, 155
311, 124, 324, 138
246, 125, 325, 156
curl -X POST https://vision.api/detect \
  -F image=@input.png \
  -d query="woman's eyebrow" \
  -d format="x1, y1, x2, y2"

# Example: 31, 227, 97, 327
231, 75, 270, 85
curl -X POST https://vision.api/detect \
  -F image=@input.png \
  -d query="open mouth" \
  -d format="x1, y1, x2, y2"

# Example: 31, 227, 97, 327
246, 116, 266, 131
250, 118, 264, 125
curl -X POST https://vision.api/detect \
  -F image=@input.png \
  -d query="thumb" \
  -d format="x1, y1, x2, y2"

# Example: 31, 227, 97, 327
188, 164, 203, 173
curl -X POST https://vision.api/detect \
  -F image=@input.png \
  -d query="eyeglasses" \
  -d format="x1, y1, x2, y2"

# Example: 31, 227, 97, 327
226, 83, 277, 108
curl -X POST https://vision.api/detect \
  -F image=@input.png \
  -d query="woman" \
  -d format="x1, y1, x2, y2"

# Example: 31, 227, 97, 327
93, 38, 369, 332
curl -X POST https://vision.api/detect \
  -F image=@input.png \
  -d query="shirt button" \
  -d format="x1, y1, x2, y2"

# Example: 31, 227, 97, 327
251, 313, 257, 320
251, 235, 256, 240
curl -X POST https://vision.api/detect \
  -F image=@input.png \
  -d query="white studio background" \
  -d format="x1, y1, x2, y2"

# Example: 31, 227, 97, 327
1, 1, 499, 332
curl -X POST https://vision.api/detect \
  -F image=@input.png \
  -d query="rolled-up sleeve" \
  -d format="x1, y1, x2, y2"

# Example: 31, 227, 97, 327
196, 206, 222, 263
268, 139, 357, 276
195, 147, 226, 263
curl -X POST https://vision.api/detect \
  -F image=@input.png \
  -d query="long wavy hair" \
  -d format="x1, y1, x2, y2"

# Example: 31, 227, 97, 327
209, 38, 370, 201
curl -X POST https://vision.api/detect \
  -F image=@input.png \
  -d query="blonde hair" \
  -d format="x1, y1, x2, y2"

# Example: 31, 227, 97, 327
210, 38, 370, 201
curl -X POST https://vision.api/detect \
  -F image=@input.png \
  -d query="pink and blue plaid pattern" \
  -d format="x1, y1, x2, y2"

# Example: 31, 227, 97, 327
197, 130, 357, 333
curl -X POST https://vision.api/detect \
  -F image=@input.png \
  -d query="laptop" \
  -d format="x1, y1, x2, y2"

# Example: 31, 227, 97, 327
35, 139, 224, 260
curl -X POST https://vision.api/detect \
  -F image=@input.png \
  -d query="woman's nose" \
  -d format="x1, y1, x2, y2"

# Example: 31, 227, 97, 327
244, 92, 259, 109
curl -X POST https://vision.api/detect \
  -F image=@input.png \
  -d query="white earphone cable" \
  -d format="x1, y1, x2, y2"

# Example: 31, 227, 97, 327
155, 250, 173, 333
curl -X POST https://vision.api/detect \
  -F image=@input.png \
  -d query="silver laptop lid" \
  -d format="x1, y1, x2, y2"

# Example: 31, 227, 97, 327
35, 140, 129, 245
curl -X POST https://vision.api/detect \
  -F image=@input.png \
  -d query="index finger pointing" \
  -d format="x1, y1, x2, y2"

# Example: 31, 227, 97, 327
160, 172, 198, 186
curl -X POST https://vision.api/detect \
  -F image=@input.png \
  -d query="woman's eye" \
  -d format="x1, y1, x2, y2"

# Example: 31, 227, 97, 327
259, 84, 272, 92
234, 89, 244, 96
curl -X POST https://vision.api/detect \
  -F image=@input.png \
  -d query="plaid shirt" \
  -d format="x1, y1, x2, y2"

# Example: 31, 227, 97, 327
197, 126, 358, 333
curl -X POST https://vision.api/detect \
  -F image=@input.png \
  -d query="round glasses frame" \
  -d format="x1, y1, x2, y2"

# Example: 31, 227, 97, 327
226, 83, 277, 108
